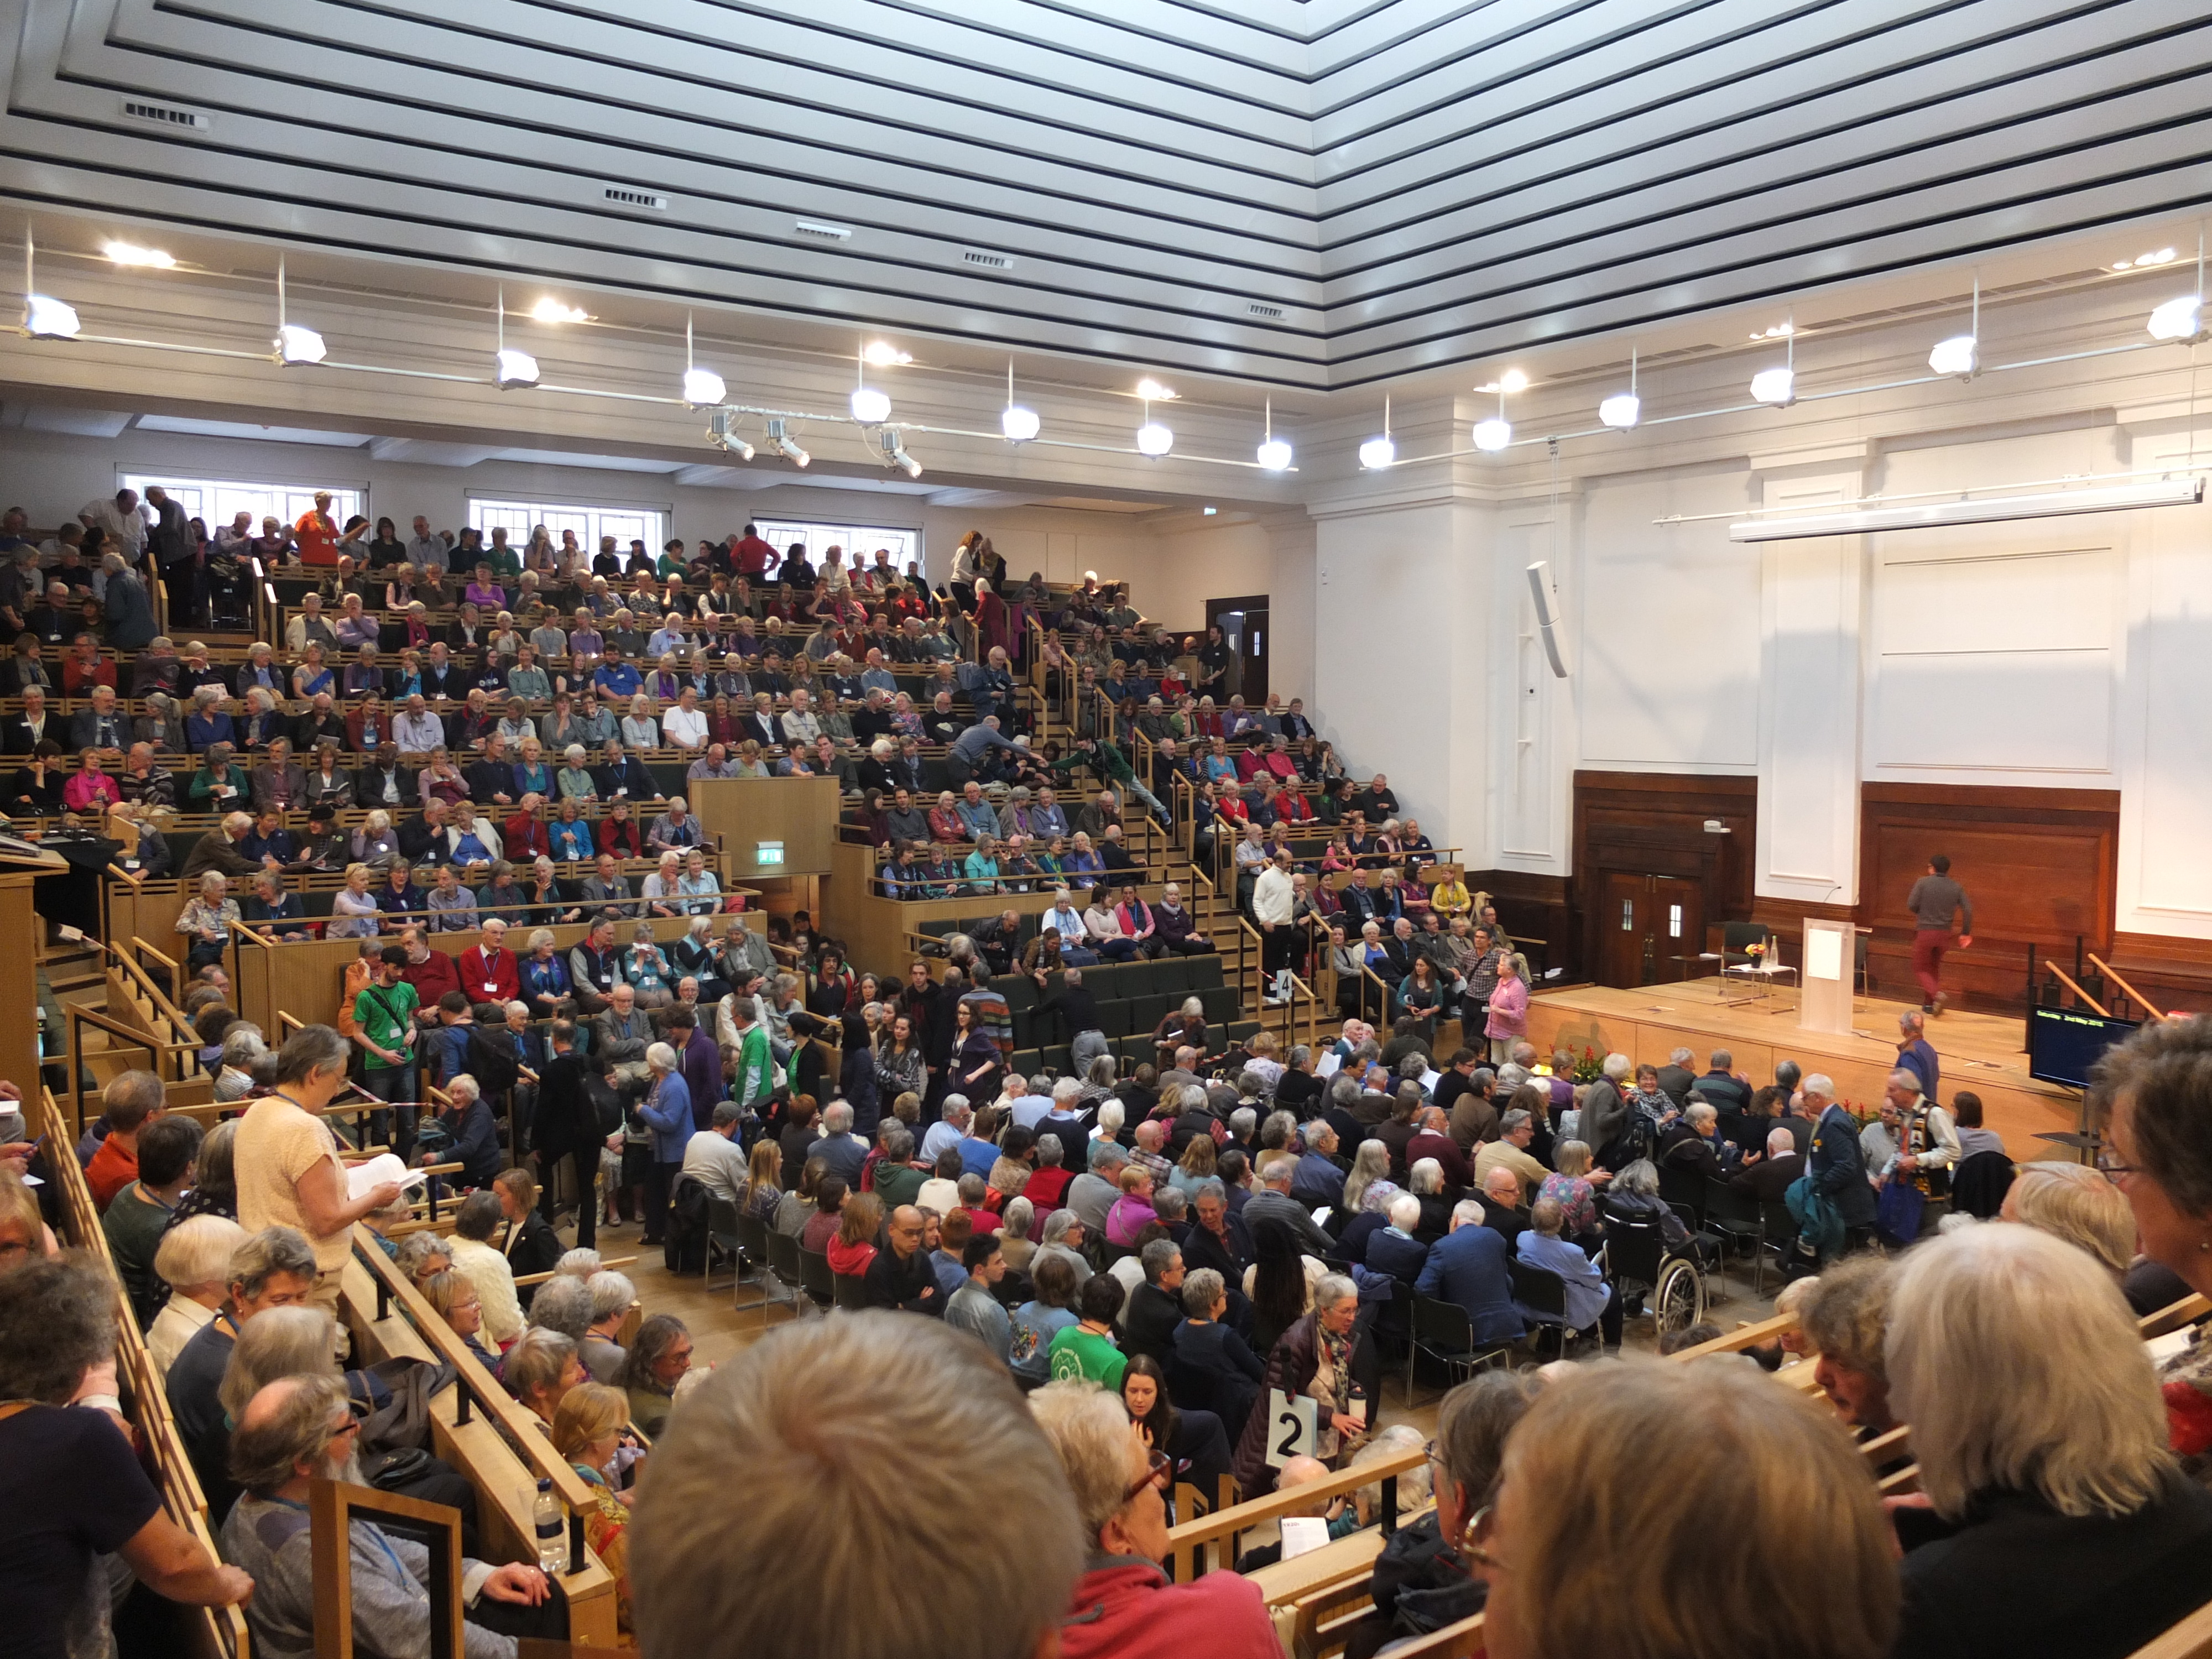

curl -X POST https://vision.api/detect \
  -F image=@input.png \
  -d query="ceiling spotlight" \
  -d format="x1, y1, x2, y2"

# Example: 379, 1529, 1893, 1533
850, 385, 891, 424
1473, 416, 1512, 451
766, 418, 810, 468
102, 240, 174, 269
707, 410, 754, 460
1256, 396, 1292, 470
529, 296, 591, 324
863, 341, 912, 367
1599, 393, 1640, 429
23, 294, 78, 340
1499, 369, 1529, 394
1750, 366, 1795, 405
1136, 378, 1177, 401
1001, 361, 1040, 443
2141, 247, 2178, 266
682, 366, 726, 408
1359, 395, 1395, 470
1136, 420, 1173, 458
275, 324, 326, 366
879, 427, 922, 478
2150, 295, 2205, 342
495, 348, 540, 389
1928, 334, 1976, 378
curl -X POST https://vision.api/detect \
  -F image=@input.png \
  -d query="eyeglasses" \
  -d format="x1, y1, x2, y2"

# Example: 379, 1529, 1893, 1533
1121, 1448, 1172, 1505
2094, 1146, 2139, 1180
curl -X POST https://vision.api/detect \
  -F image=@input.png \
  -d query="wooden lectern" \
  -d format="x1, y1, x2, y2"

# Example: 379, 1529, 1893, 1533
1798, 917, 1855, 1035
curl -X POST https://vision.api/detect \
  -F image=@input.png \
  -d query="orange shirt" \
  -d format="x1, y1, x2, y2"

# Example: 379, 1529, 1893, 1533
294, 509, 340, 566
86, 1134, 138, 1212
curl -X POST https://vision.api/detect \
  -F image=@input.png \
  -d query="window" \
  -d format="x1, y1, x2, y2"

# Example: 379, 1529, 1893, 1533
121, 474, 363, 533
467, 496, 669, 557
752, 519, 920, 571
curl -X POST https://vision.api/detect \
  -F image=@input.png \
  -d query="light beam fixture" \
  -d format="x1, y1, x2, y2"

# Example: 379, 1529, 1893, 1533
493, 290, 538, 388
1000, 362, 1039, 443
102, 239, 174, 269
1256, 397, 1292, 470
1473, 379, 1512, 451
1750, 321, 1796, 406
766, 418, 810, 467
1359, 397, 1395, 470
849, 343, 891, 425
271, 259, 326, 366
2150, 238, 2208, 343
529, 296, 591, 324
879, 427, 922, 478
1136, 378, 1177, 403
1928, 276, 1979, 379
1599, 349, 1640, 429
680, 316, 724, 408
863, 340, 911, 367
707, 410, 754, 461
21, 234, 77, 341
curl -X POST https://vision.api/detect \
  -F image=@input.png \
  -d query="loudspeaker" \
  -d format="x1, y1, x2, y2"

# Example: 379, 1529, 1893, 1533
1526, 562, 1569, 678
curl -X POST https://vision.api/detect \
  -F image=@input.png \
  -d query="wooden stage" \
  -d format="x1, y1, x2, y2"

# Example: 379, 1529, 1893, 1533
1526, 979, 2083, 1162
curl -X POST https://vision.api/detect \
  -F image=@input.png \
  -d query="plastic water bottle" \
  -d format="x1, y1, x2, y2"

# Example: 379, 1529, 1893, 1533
533, 1478, 565, 1575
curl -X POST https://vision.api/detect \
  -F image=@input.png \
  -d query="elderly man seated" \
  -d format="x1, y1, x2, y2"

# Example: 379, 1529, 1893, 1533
222, 1373, 564, 1659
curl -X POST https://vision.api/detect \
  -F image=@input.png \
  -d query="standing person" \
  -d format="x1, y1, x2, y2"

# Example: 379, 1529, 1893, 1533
1905, 853, 1974, 1016
236, 1025, 404, 1312
1484, 954, 1528, 1066
532, 1022, 600, 1251
637, 1044, 693, 1250
352, 945, 421, 1161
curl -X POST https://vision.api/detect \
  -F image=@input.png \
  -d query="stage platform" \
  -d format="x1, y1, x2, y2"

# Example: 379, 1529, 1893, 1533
1526, 980, 2082, 1162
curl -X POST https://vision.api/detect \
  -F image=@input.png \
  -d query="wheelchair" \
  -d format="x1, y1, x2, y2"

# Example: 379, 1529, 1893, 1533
1599, 1214, 1708, 1338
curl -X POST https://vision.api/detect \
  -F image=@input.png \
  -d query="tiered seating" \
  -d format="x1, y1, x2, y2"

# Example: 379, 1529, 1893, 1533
997, 954, 1254, 1076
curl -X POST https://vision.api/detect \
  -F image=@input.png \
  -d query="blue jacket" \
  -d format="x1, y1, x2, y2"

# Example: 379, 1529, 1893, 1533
1811, 1103, 1878, 1226
1415, 1223, 1525, 1348
638, 1072, 694, 1163
1365, 1226, 1430, 1285
1516, 1229, 1613, 1333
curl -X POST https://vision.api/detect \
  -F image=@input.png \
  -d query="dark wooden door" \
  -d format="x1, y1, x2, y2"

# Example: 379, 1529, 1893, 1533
1598, 873, 1706, 987
1207, 594, 1269, 705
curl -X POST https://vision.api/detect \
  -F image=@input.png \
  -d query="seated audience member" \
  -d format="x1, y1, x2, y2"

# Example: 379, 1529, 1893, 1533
1168, 1266, 1265, 1443
1801, 1255, 1901, 1448
580, 1271, 635, 1384
447, 1190, 526, 1348
420, 1269, 497, 1366
223, 1373, 562, 1658
0, 1256, 253, 1659
1416, 1198, 1526, 1351
1999, 1160, 2136, 1284
1887, 1223, 2212, 1659
1516, 1195, 1621, 1351
506, 1326, 586, 1430
102, 1111, 204, 1325
945, 1233, 1012, 1364
1471, 1360, 1897, 1659
631, 1314, 1085, 1659
622, 1312, 692, 1438
1120, 1354, 1232, 1503
551, 1381, 638, 1638
147, 1213, 249, 1380
1031, 1376, 1281, 1659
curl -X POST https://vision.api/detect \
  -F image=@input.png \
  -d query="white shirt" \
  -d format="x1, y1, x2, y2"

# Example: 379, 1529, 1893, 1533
394, 710, 445, 752
681, 1129, 749, 1203
1046, 904, 1088, 941
80, 498, 148, 556
1253, 864, 1296, 925
662, 705, 708, 749
448, 1235, 525, 1345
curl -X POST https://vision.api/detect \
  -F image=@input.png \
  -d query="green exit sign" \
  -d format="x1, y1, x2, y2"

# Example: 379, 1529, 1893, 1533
755, 841, 785, 867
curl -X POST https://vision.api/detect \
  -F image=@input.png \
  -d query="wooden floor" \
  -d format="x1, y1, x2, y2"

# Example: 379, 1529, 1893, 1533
1528, 978, 2082, 1159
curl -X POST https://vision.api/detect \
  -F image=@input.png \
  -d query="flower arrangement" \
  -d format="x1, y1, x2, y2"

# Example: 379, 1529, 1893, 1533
1745, 938, 1768, 963
1571, 1046, 1605, 1084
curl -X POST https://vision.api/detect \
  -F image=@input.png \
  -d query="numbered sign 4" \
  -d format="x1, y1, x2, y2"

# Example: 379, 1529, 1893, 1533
1265, 1389, 1318, 1470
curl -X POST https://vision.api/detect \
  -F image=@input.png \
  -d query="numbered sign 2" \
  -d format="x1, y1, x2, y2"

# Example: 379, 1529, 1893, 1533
1265, 1389, 1317, 1470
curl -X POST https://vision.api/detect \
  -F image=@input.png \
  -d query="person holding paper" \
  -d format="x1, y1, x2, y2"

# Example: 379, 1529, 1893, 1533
236, 1024, 403, 1313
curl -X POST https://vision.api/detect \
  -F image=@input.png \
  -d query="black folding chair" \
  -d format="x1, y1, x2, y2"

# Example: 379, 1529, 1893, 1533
1507, 1258, 1582, 1362
797, 1245, 838, 1311
1406, 1291, 1511, 1408
705, 1194, 743, 1291
730, 1208, 779, 1314
1702, 1179, 1770, 1298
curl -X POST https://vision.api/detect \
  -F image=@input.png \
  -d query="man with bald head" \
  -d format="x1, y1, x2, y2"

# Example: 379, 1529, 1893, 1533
863, 1204, 944, 1313
223, 1373, 559, 1658
1480, 1166, 1532, 1250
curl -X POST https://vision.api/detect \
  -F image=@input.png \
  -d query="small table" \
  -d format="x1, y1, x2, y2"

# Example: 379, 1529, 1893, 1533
1720, 961, 1799, 1011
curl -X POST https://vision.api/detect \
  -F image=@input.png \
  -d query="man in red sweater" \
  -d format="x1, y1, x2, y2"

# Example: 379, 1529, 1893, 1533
1031, 1382, 1280, 1659
398, 925, 462, 1013
456, 917, 521, 1007
85, 1071, 165, 1211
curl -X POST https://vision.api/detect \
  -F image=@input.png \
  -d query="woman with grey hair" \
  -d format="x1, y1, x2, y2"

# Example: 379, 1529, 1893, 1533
999, 1195, 1039, 1274
214, 1022, 267, 1102
0, 1256, 252, 1640
1034, 1207, 1094, 1288
1886, 1223, 2212, 1658
1233, 1271, 1368, 1496
134, 688, 185, 750
581, 1270, 634, 1384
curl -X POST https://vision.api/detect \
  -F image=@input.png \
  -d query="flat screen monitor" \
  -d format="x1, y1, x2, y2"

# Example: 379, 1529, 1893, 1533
2027, 1004, 2141, 1091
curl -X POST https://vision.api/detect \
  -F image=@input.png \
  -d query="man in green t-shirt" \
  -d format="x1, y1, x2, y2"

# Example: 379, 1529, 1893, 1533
353, 944, 421, 1159
1047, 1274, 1129, 1390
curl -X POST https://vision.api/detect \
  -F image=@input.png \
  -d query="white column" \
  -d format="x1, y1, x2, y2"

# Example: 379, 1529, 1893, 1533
1753, 457, 1867, 906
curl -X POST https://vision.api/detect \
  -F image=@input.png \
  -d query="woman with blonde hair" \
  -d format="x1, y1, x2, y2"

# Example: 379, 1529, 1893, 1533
737, 1139, 783, 1225
1472, 1360, 1896, 1659
2000, 1160, 2136, 1279
552, 1381, 637, 1637
1886, 1222, 2212, 1659
828, 1190, 883, 1279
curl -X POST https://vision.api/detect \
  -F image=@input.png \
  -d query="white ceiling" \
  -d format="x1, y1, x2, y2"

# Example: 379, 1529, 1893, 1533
6, 0, 2209, 394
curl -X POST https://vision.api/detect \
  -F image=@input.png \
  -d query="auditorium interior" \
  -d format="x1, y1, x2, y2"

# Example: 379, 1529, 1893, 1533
5, 3, 2212, 1658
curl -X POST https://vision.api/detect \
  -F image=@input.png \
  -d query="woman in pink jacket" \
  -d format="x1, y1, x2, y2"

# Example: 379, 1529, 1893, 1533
1485, 952, 1530, 1065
